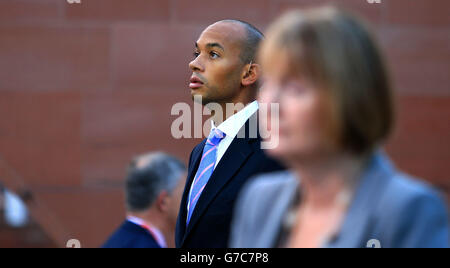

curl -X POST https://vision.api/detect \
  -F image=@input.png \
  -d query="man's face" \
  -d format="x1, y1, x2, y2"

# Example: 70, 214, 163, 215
189, 22, 246, 105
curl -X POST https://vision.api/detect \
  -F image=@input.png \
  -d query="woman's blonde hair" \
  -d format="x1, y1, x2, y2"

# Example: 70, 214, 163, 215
260, 6, 394, 155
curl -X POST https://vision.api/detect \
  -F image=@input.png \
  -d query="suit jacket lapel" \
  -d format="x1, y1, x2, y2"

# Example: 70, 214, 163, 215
182, 119, 259, 245
326, 152, 394, 248
177, 139, 206, 241
186, 140, 206, 188
182, 138, 254, 245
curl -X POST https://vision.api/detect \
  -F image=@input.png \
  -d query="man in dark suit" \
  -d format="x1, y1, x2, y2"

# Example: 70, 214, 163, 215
103, 152, 186, 248
176, 20, 285, 248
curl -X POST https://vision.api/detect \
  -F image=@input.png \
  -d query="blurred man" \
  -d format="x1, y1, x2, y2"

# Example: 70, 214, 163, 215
103, 152, 186, 248
176, 20, 285, 248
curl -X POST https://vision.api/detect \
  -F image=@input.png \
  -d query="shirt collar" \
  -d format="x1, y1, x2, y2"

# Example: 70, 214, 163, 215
211, 101, 259, 139
126, 216, 167, 248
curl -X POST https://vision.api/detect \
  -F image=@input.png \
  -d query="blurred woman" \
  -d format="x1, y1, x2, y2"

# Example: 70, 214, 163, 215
230, 7, 449, 248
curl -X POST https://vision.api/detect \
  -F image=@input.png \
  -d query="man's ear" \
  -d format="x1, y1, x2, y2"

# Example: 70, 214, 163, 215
241, 63, 260, 87
156, 191, 170, 213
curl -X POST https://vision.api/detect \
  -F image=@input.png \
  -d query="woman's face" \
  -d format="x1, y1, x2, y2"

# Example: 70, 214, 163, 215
259, 61, 338, 164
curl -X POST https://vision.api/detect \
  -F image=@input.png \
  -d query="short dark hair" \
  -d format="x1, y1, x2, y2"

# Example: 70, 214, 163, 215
220, 19, 264, 64
125, 152, 185, 212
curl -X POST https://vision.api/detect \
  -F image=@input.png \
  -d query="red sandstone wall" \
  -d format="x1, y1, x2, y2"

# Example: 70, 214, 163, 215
0, 0, 448, 247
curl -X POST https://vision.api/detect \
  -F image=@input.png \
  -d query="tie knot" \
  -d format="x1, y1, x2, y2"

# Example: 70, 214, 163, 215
207, 128, 226, 146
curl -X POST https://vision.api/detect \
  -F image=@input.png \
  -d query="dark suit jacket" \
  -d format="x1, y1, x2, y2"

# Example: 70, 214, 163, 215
175, 116, 285, 248
102, 220, 161, 248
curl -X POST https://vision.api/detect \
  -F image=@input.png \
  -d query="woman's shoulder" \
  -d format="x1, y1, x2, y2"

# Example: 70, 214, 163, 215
230, 171, 299, 248
363, 152, 447, 211
371, 165, 449, 247
241, 171, 298, 201
381, 171, 447, 212
235, 170, 299, 226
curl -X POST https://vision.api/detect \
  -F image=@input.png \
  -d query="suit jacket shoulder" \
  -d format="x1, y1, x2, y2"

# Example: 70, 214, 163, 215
333, 153, 449, 248
102, 221, 161, 248
372, 172, 449, 248
230, 171, 298, 248
325, 153, 449, 248
231, 152, 449, 248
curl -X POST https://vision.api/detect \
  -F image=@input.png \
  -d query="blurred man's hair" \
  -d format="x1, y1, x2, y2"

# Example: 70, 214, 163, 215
125, 152, 186, 212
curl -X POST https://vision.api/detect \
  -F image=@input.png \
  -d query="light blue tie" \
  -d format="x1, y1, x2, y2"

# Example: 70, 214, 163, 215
187, 128, 226, 226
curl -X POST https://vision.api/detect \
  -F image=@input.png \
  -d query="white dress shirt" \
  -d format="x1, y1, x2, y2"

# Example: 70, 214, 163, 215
211, 100, 259, 169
